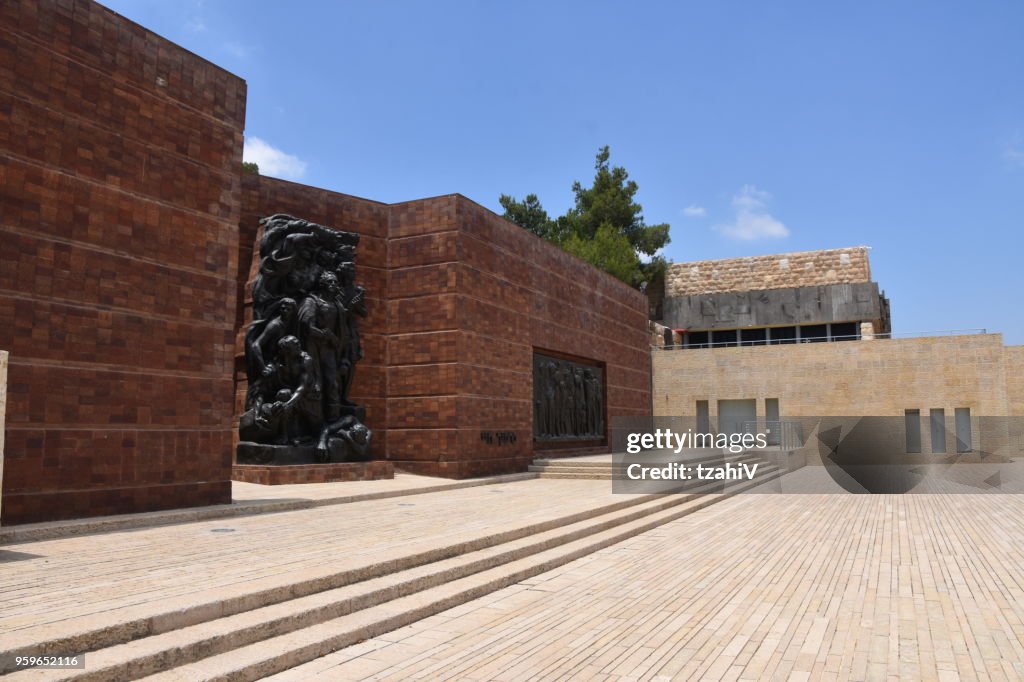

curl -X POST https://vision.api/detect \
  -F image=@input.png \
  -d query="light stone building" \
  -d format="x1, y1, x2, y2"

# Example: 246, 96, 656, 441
651, 248, 1024, 459
661, 246, 890, 347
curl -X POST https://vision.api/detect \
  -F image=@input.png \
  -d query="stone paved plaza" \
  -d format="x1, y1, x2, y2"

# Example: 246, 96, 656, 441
272, 493, 1024, 681
2, 473, 1024, 680
0, 478, 639, 647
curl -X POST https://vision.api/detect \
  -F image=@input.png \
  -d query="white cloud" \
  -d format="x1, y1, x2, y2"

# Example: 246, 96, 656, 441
223, 41, 253, 59
639, 248, 664, 264
682, 205, 706, 218
184, 1, 207, 33
243, 137, 308, 180
713, 185, 790, 241
1005, 133, 1024, 168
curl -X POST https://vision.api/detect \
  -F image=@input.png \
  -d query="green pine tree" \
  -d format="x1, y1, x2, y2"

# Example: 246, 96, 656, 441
500, 146, 670, 288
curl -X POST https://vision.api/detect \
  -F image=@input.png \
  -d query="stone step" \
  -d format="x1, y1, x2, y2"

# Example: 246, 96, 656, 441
530, 452, 764, 477
532, 446, 609, 458
533, 460, 769, 481
0, 482, 711, 676
531, 450, 758, 468
12, 467, 781, 682
146, 468, 784, 682
528, 463, 628, 471
530, 459, 761, 474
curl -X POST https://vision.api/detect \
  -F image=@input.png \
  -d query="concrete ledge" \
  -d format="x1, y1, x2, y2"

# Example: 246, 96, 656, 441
232, 461, 395, 485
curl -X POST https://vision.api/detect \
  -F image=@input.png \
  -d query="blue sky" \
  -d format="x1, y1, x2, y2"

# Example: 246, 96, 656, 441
102, 1, 1024, 342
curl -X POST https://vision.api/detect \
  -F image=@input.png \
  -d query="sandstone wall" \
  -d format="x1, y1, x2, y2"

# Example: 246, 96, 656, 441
653, 334, 1010, 418
652, 334, 1019, 457
1006, 346, 1024, 416
666, 247, 872, 297
1006, 345, 1024, 451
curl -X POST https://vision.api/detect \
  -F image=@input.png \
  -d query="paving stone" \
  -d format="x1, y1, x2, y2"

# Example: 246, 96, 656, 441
276, 493, 1024, 681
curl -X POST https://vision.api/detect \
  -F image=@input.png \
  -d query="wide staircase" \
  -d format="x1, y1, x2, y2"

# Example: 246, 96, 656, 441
5, 459, 783, 682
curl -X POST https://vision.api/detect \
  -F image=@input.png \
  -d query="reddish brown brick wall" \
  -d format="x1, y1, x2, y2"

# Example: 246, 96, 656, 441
447, 197, 651, 477
384, 196, 462, 475
0, 1, 652, 524
238, 187, 652, 479
232, 461, 394, 486
0, 0, 245, 524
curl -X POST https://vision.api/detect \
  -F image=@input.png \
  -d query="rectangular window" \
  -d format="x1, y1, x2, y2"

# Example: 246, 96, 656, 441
930, 409, 946, 453
800, 324, 828, 343
696, 400, 710, 439
770, 326, 797, 345
765, 398, 780, 446
712, 329, 738, 348
686, 331, 709, 349
955, 408, 972, 453
905, 409, 921, 454
831, 322, 858, 341
740, 328, 767, 346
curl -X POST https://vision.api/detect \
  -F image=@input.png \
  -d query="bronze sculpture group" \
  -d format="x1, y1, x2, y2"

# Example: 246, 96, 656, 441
239, 214, 371, 464
533, 355, 605, 440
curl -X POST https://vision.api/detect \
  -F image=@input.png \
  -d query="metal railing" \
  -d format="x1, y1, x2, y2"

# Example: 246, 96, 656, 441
652, 328, 989, 351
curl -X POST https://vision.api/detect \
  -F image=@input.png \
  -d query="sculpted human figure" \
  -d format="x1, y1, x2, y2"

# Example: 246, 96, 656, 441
244, 297, 297, 392
532, 356, 603, 440
556, 363, 572, 436
252, 215, 360, 319
584, 370, 601, 436
337, 261, 367, 405
253, 227, 318, 318
316, 414, 372, 463
573, 366, 586, 436
543, 360, 557, 436
240, 215, 372, 459
244, 335, 319, 444
534, 360, 550, 438
299, 272, 348, 422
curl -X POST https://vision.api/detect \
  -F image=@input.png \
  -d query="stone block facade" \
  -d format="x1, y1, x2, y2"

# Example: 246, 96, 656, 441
0, 1, 649, 524
0, 0, 245, 524
236, 183, 652, 479
666, 247, 872, 297
232, 461, 394, 486
1006, 346, 1024, 452
0, 350, 6, 515
653, 334, 1017, 417
652, 334, 1024, 456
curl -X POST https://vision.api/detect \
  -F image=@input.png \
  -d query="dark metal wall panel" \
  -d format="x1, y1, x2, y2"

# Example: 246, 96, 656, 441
664, 282, 885, 331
